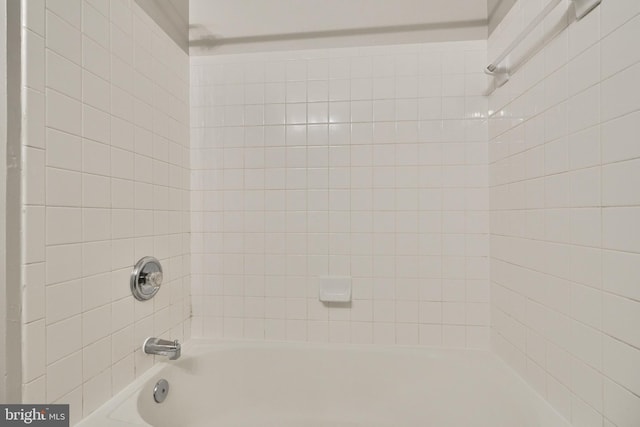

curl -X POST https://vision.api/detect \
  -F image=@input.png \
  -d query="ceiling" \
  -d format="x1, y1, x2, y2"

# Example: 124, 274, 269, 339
135, 0, 190, 52
189, 0, 495, 54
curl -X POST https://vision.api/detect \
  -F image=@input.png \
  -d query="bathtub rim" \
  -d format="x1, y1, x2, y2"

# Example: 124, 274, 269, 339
76, 338, 571, 427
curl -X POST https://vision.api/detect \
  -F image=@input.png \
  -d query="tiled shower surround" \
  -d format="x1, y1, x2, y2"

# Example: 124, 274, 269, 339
190, 41, 491, 347
14, 0, 640, 426
20, 0, 190, 423
489, 0, 640, 425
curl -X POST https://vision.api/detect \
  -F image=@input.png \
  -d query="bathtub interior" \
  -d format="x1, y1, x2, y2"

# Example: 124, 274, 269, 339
130, 341, 570, 427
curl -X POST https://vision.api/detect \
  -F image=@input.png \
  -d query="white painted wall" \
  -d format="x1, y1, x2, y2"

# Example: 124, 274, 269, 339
191, 0, 487, 37
134, 0, 188, 52
487, 0, 517, 34
489, 0, 640, 425
189, 0, 488, 54
0, 0, 7, 404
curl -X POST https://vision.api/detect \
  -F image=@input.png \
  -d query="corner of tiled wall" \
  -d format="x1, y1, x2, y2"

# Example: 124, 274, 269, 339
19, 0, 191, 424
489, 0, 640, 425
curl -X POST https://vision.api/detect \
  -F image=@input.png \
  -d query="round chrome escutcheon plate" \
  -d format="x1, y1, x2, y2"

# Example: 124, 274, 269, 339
131, 256, 163, 301
153, 379, 169, 403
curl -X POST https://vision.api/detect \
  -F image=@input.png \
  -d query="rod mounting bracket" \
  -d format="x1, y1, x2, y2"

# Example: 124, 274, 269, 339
572, 0, 602, 20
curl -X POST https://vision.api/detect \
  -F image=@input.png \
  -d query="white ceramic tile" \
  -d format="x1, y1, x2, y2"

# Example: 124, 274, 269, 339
23, 320, 46, 382
23, 263, 46, 323
23, 206, 46, 263
569, 208, 601, 247
601, 111, 640, 164
548, 375, 572, 421
46, 207, 82, 245
24, 89, 45, 149
603, 335, 640, 396
24, 147, 46, 205
442, 74, 465, 97
545, 137, 569, 175
569, 167, 600, 208
111, 56, 133, 93
286, 60, 307, 81
46, 89, 82, 135
46, 0, 82, 29
600, 0, 640, 37
544, 102, 568, 143
602, 250, 640, 301
568, 44, 600, 97
567, 85, 599, 134
82, 73, 110, 115
46, 315, 82, 364
110, 0, 133, 35
55, 386, 82, 426
83, 208, 111, 242
112, 85, 135, 120
601, 62, 640, 122
46, 128, 82, 171
83, 105, 110, 144
602, 159, 640, 206
602, 293, 640, 348
45, 280, 82, 324
111, 354, 134, 394
603, 207, 640, 253
571, 396, 603, 427
83, 2, 109, 48
24, 0, 46, 35
45, 243, 82, 285
22, 377, 46, 404
568, 126, 600, 170
111, 323, 135, 363
82, 305, 111, 347
601, 15, 640, 79
82, 240, 112, 277
111, 147, 134, 180
570, 283, 601, 329
569, 5, 600, 59
82, 173, 110, 208
82, 369, 111, 416
25, 29, 46, 92
571, 358, 603, 412
82, 337, 111, 381
603, 379, 640, 427
112, 117, 134, 151
46, 10, 81, 65
82, 139, 110, 176
46, 351, 82, 402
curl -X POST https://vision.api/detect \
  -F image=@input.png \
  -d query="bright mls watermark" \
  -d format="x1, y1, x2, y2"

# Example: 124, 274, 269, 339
0, 405, 68, 426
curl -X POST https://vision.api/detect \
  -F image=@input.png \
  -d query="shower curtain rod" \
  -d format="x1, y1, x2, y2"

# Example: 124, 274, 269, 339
485, 0, 601, 77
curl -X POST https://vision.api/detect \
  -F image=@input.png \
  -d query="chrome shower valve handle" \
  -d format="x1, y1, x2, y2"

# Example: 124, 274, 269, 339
131, 257, 163, 301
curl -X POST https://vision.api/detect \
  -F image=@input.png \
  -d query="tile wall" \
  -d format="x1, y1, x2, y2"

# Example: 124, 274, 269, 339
488, 0, 640, 426
20, 0, 191, 424
190, 41, 491, 347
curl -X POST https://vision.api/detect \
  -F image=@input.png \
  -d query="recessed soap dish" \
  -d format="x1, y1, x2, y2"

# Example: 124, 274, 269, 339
318, 276, 351, 303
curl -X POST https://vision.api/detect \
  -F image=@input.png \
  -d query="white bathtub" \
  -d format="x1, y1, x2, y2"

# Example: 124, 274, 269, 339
78, 339, 570, 427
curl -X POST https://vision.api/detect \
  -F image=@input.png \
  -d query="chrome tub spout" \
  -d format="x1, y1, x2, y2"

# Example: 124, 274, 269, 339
143, 337, 181, 360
